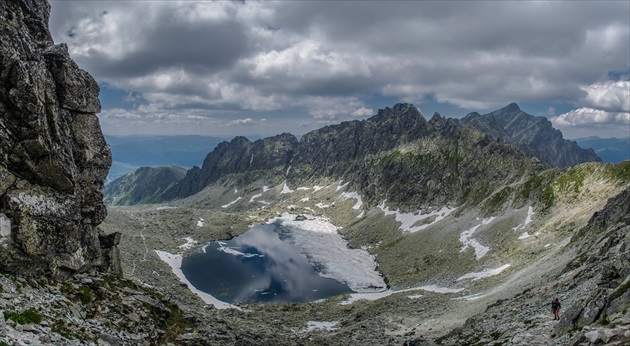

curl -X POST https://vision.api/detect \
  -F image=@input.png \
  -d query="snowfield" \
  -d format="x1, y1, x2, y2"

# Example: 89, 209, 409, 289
268, 213, 387, 293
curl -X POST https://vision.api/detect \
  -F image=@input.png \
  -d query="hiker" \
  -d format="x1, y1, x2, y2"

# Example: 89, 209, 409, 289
551, 297, 561, 320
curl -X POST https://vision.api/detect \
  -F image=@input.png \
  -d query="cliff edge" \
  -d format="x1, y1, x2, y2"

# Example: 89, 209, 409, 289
0, 0, 116, 277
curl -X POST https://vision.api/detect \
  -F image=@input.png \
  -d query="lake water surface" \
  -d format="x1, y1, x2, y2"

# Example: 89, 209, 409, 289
181, 224, 353, 304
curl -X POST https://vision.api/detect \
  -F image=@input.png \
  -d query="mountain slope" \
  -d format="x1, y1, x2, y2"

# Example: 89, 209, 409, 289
461, 102, 601, 168
112, 104, 542, 209
103, 166, 187, 205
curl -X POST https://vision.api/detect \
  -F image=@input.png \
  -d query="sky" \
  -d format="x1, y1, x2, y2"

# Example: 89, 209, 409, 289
49, 1, 630, 139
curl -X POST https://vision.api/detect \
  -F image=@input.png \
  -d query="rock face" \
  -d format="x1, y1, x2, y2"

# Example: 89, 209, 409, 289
0, 0, 114, 277
461, 102, 601, 168
162, 133, 298, 200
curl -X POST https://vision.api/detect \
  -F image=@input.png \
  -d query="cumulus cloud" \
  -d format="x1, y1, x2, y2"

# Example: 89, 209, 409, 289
49, 1, 630, 136
351, 107, 374, 117
551, 108, 630, 126
581, 81, 630, 112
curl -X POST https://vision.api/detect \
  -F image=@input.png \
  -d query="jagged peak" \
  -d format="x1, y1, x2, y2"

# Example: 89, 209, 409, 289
371, 103, 425, 123
499, 102, 521, 113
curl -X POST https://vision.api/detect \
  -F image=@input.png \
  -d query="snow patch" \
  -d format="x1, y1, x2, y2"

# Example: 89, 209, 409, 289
315, 202, 333, 209
456, 264, 511, 281
378, 201, 456, 233
513, 206, 535, 231
197, 218, 204, 227
268, 213, 386, 293
178, 237, 198, 250
155, 250, 237, 310
156, 206, 178, 210
297, 187, 310, 190
336, 181, 349, 191
300, 197, 310, 202
340, 287, 420, 305
340, 191, 363, 210
407, 294, 424, 299
459, 217, 495, 260
518, 232, 532, 240
249, 186, 269, 202
313, 186, 324, 192
281, 182, 294, 194
221, 196, 242, 208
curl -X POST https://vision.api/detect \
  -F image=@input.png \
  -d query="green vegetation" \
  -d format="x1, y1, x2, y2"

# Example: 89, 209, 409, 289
161, 305, 195, 343
609, 160, 630, 181
79, 285, 93, 305
554, 166, 587, 194
3, 308, 43, 325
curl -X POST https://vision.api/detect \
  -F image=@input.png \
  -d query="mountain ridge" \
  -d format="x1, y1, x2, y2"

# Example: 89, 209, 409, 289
106, 102, 598, 209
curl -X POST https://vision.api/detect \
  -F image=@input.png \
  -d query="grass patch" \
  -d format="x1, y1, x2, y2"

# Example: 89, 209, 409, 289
3, 308, 43, 325
79, 285, 93, 305
160, 305, 195, 344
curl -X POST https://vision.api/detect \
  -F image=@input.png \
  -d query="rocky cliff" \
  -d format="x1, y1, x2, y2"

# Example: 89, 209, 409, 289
461, 102, 601, 168
161, 133, 298, 200
0, 0, 114, 277
120, 104, 540, 211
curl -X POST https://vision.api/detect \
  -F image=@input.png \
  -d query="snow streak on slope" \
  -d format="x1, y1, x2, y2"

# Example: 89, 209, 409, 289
249, 186, 269, 202
456, 264, 511, 281
459, 217, 495, 260
221, 197, 242, 208
378, 201, 456, 233
268, 213, 386, 293
513, 206, 535, 239
341, 192, 363, 210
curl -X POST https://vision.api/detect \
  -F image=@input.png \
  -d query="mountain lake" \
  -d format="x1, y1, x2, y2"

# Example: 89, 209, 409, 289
181, 223, 354, 304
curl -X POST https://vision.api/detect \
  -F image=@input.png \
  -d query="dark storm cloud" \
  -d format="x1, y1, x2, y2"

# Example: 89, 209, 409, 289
49, 0, 629, 137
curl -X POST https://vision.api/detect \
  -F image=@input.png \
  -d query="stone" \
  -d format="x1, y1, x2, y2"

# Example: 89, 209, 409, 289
584, 330, 600, 343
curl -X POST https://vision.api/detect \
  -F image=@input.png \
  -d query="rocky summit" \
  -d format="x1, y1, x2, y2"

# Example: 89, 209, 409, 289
1, 0, 630, 346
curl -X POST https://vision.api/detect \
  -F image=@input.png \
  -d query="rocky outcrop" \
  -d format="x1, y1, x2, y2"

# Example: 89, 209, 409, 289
437, 186, 630, 345
162, 133, 298, 200
0, 0, 114, 277
461, 102, 601, 168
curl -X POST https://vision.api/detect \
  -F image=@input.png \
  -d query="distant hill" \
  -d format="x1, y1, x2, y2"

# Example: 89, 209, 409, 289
574, 136, 630, 164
